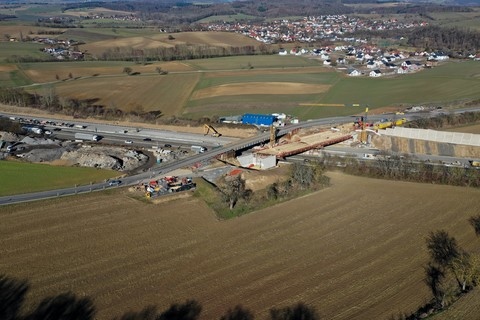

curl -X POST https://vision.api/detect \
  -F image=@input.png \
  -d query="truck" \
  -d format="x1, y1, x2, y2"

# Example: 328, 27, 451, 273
22, 126, 43, 134
74, 132, 100, 142
191, 145, 206, 153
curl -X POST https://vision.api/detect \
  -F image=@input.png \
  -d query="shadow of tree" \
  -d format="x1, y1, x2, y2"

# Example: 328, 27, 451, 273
158, 300, 202, 320
25, 292, 96, 320
0, 274, 29, 320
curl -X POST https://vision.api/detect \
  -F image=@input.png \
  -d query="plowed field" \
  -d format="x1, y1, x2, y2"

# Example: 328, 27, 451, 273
1, 172, 479, 319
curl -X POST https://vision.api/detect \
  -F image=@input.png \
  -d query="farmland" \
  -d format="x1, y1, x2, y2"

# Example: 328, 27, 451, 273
1, 172, 480, 319
3, 53, 477, 121
48, 72, 200, 116
0, 160, 118, 196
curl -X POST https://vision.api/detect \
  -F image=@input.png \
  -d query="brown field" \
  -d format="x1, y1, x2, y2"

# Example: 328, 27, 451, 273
1, 173, 480, 319
64, 7, 135, 17
81, 32, 260, 56
191, 82, 330, 100
171, 32, 261, 47
22, 61, 194, 83
0, 64, 17, 72
50, 73, 200, 115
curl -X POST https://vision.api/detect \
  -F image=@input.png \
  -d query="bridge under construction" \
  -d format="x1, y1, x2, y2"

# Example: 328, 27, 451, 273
255, 127, 353, 158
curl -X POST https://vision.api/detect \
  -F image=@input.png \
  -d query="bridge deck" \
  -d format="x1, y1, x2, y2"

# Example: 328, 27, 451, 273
256, 130, 352, 158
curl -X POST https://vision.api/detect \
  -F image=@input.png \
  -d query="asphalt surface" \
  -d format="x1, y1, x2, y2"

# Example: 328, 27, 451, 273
1, 107, 479, 206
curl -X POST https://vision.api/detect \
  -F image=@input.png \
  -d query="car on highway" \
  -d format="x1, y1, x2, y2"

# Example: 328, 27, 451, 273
164, 144, 172, 148
108, 180, 122, 186
125, 140, 133, 144
143, 138, 152, 141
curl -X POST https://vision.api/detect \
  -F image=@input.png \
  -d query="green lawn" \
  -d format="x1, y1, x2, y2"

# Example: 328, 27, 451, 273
322, 61, 480, 108
0, 42, 46, 62
0, 161, 119, 196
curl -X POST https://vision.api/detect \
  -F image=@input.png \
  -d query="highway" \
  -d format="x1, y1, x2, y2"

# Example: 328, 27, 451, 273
1, 107, 479, 206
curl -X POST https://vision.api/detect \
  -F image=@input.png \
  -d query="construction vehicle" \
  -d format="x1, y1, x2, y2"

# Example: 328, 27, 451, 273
203, 124, 221, 137
469, 160, 480, 168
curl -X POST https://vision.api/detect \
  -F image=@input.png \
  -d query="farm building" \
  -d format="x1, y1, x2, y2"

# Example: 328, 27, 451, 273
242, 114, 277, 126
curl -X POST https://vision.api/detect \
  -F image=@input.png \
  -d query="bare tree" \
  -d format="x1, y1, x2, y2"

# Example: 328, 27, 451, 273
450, 252, 480, 292
291, 163, 315, 189
469, 215, 480, 236
123, 67, 132, 75
426, 230, 460, 268
219, 174, 250, 209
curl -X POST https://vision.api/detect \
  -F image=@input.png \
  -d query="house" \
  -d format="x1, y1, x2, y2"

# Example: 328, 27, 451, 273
397, 66, 409, 74
278, 48, 288, 56
366, 60, 376, 69
348, 69, 361, 77
323, 59, 331, 65
320, 53, 330, 60
434, 51, 449, 60
401, 60, 412, 68
369, 69, 381, 77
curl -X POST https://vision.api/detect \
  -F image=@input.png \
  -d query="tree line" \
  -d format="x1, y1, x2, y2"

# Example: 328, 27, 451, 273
406, 25, 480, 52
0, 274, 320, 320
96, 44, 273, 62
347, 25, 480, 53
401, 217, 480, 319
405, 111, 480, 130
337, 154, 480, 188
0, 87, 162, 123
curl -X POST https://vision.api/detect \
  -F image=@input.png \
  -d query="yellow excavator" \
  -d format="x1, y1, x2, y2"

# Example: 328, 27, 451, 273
204, 124, 221, 137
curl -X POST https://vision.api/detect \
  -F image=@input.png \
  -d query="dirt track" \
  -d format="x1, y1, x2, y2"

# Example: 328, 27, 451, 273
1, 172, 480, 319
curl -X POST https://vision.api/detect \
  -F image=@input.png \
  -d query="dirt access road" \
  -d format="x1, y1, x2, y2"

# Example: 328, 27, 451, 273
1, 172, 479, 319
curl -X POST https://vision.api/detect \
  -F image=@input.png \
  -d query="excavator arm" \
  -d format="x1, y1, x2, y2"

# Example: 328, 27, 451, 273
204, 124, 221, 137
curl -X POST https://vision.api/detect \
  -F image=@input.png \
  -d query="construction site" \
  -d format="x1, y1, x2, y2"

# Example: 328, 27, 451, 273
215, 109, 480, 171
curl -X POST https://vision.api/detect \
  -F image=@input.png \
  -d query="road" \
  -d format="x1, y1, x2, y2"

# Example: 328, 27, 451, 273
1, 107, 479, 206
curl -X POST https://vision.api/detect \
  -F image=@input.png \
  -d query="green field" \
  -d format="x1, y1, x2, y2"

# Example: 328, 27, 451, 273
182, 60, 480, 119
0, 42, 46, 62
0, 161, 119, 196
322, 62, 480, 107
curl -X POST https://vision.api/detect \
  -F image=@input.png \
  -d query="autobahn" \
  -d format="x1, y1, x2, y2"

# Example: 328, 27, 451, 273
1, 107, 479, 206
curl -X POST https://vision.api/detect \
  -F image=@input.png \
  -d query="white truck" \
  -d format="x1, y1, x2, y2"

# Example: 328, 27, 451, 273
74, 132, 100, 142
191, 145, 206, 153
